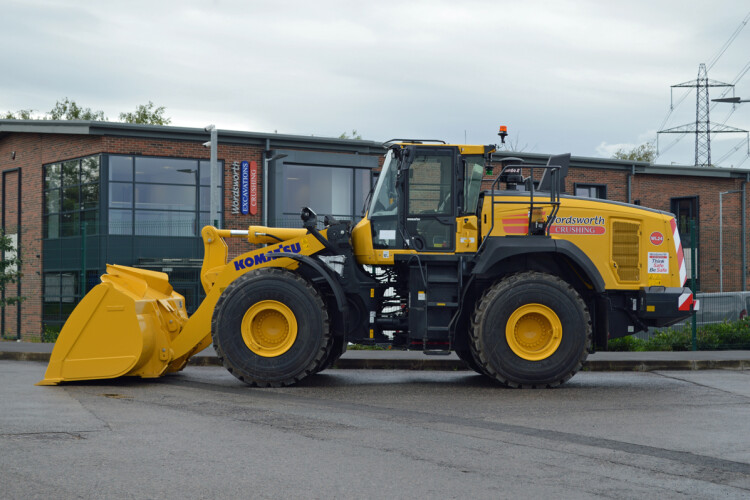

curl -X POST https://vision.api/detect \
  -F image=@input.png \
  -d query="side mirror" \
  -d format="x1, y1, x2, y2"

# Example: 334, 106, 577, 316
300, 206, 318, 229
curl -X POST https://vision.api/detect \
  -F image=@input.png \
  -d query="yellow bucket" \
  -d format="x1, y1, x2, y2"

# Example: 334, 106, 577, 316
38, 265, 188, 385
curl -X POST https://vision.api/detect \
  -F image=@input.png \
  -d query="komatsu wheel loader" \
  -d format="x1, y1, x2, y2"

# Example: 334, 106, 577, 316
39, 137, 696, 388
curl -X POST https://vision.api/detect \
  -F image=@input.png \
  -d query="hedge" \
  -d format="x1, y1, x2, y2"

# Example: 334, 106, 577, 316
608, 317, 750, 351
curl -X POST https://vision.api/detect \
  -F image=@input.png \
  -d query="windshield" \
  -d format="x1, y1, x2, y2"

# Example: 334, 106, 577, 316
368, 150, 398, 218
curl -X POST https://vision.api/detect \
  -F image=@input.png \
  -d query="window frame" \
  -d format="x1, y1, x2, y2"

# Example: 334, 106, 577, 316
43, 155, 101, 239
573, 183, 607, 199
670, 196, 699, 242
268, 150, 377, 228
105, 154, 223, 236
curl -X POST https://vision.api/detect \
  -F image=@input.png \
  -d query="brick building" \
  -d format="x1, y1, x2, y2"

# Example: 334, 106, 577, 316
0, 120, 748, 340
0, 120, 382, 340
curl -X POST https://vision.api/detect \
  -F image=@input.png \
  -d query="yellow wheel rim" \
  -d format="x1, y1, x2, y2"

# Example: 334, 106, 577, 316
241, 300, 298, 358
506, 303, 562, 361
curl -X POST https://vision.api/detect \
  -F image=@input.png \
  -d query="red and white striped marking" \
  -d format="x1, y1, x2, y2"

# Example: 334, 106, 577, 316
670, 218, 687, 286
678, 292, 695, 311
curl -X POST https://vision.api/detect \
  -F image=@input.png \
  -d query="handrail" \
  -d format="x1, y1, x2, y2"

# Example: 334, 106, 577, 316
476, 164, 562, 254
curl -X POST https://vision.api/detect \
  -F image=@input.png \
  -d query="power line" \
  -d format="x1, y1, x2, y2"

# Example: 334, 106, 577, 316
710, 58, 750, 165
655, 12, 750, 150
657, 64, 744, 166
710, 59, 750, 118
736, 154, 750, 168
656, 134, 687, 157
707, 11, 750, 70
714, 136, 749, 165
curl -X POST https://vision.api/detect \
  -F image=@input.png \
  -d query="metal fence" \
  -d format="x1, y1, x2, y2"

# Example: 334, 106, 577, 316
636, 220, 750, 349
689, 224, 746, 293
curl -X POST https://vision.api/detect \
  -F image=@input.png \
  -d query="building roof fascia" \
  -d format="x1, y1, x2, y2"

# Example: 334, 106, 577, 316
492, 151, 750, 179
3, 120, 748, 177
0, 120, 387, 155
0, 119, 93, 136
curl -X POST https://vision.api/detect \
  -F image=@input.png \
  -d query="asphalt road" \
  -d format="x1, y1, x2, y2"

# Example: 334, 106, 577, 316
2, 361, 750, 499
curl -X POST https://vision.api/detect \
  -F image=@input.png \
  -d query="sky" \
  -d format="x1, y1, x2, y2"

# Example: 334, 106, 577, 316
2, 0, 750, 167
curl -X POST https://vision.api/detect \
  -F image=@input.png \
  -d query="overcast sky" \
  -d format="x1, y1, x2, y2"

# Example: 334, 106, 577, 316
2, 0, 750, 167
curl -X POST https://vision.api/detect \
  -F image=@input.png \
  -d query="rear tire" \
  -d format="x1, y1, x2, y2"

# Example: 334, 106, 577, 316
212, 268, 331, 387
470, 272, 591, 388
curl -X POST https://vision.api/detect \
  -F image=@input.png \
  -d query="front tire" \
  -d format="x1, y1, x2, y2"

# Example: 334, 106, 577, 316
454, 347, 487, 375
212, 268, 331, 387
470, 272, 591, 388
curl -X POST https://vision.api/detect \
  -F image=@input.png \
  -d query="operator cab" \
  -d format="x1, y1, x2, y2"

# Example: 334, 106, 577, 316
368, 142, 493, 252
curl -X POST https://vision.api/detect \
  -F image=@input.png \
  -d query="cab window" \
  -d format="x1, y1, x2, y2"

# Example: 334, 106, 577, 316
463, 156, 485, 214
407, 153, 453, 216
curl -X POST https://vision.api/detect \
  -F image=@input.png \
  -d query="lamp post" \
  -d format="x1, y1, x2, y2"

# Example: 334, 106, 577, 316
714, 98, 749, 291
711, 97, 750, 104
203, 125, 220, 228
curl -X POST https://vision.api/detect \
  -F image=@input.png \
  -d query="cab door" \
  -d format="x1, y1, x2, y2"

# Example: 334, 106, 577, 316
403, 147, 456, 252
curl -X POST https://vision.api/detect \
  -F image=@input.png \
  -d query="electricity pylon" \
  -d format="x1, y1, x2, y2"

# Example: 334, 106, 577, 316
658, 63, 748, 167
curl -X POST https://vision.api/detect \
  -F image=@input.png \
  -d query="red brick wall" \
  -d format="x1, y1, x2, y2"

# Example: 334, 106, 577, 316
0, 169, 22, 339
565, 167, 628, 201
0, 134, 50, 340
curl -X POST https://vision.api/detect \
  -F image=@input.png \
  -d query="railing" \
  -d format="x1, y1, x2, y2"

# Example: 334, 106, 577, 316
478, 164, 563, 254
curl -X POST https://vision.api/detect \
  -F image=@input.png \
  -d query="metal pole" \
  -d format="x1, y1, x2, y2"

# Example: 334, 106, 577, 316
628, 165, 635, 203
210, 127, 219, 228
743, 179, 747, 291
80, 221, 87, 304
720, 191, 724, 292
691, 219, 697, 351
205, 125, 220, 228
263, 139, 270, 226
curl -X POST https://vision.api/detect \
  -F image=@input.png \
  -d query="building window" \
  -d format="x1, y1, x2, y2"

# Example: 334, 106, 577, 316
43, 271, 78, 322
574, 183, 607, 199
670, 196, 699, 244
671, 196, 699, 287
270, 151, 375, 228
43, 155, 101, 238
42, 270, 100, 324
107, 155, 222, 236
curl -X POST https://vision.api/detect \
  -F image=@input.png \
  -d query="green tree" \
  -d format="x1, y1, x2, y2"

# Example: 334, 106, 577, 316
47, 97, 107, 121
119, 101, 171, 125
612, 142, 656, 163
2, 109, 35, 120
3, 99, 173, 125
0, 229, 24, 307
339, 129, 363, 140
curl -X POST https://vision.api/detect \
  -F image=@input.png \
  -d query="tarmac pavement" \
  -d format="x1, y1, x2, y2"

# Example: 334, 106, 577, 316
2, 340, 750, 372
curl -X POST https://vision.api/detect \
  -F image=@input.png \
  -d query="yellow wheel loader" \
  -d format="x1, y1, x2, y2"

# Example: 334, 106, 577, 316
39, 138, 696, 388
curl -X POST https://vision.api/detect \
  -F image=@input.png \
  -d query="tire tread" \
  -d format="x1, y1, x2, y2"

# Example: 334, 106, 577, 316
211, 268, 331, 387
469, 271, 591, 388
